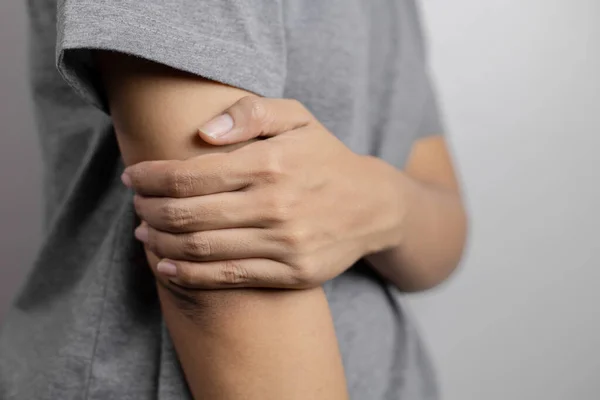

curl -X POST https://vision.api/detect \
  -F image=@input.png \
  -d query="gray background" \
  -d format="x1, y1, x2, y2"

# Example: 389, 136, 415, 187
1, 1, 599, 399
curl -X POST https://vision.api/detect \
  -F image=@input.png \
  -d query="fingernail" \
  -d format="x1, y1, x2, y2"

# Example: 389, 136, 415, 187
157, 261, 178, 277
200, 113, 234, 138
121, 172, 132, 188
134, 224, 148, 243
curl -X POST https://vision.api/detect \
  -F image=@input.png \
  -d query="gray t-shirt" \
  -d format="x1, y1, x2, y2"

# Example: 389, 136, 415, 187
1, 0, 443, 399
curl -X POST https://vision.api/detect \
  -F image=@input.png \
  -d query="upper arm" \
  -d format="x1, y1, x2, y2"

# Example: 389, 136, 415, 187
406, 135, 461, 192
96, 52, 252, 165
404, 76, 461, 192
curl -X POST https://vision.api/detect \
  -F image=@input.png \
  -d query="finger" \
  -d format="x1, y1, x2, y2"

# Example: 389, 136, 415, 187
123, 152, 249, 197
198, 96, 313, 145
134, 191, 267, 233
155, 258, 311, 289
135, 223, 282, 262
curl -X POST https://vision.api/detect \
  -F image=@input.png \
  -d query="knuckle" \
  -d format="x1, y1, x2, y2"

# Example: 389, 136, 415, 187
165, 167, 193, 197
291, 258, 318, 287
268, 203, 290, 224
215, 260, 250, 286
242, 96, 270, 126
262, 192, 291, 224
278, 226, 309, 252
182, 233, 212, 258
160, 200, 192, 229
256, 146, 284, 184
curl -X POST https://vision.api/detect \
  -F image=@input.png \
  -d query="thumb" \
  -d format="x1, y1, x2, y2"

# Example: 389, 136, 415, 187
198, 96, 312, 145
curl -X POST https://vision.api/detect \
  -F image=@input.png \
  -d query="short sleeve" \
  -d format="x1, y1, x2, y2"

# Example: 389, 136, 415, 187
416, 75, 445, 138
56, 0, 287, 113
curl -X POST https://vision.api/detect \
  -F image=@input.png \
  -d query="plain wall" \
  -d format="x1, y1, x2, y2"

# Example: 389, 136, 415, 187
0, 1, 598, 399
410, 1, 600, 399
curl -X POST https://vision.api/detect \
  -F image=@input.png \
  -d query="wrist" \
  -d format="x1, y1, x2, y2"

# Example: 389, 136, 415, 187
358, 155, 411, 257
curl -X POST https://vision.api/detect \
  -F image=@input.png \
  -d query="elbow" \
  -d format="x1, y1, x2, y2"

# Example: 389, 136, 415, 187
395, 256, 464, 293
157, 279, 255, 325
156, 277, 322, 327
396, 205, 469, 293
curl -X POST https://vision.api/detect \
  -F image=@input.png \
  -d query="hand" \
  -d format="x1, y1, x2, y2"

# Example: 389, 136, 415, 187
123, 96, 404, 289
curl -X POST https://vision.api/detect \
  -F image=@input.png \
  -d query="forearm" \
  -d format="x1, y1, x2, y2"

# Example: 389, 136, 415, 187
366, 165, 467, 291
144, 248, 347, 399
360, 133, 468, 292
97, 51, 348, 399
156, 281, 344, 399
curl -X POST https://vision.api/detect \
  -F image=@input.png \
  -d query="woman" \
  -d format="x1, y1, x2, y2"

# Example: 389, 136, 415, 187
0, 0, 467, 399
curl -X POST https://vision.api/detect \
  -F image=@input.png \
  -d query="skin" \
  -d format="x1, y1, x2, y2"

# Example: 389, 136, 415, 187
96, 52, 349, 400
124, 96, 467, 293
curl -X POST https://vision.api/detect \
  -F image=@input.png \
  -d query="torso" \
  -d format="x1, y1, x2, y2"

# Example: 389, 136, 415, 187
0, 1, 438, 398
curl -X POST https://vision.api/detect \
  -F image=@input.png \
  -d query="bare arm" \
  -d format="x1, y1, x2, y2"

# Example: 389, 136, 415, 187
365, 136, 468, 292
96, 52, 348, 400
